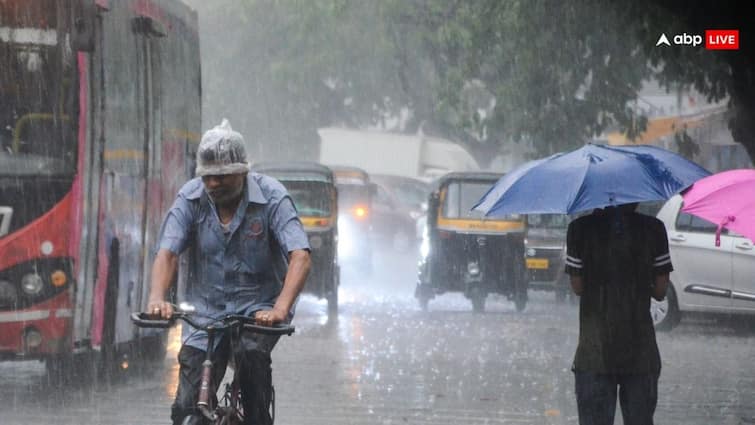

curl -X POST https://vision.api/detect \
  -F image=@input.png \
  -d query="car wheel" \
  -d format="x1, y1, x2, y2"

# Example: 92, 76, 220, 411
651, 284, 680, 331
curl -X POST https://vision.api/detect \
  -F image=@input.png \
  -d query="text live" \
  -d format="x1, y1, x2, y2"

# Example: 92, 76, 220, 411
705, 30, 739, 50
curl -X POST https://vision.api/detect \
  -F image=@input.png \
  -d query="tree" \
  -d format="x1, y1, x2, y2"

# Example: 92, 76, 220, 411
185, 0, 755, 165
641, 0, 755, 161
185, 0, 407, 160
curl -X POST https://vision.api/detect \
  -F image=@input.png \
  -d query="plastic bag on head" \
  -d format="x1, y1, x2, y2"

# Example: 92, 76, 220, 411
195, 118, 249, 176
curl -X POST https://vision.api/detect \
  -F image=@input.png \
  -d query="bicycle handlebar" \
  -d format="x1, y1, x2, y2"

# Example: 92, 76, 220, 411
130, 312, 295, 336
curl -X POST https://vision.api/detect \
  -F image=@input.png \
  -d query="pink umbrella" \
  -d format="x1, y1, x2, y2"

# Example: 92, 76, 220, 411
681, 169, 755, 246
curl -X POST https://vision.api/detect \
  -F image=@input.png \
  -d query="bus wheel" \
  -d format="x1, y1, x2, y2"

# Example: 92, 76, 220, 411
45, 355, 72, 386
46, 352, 94, 386
99, 239, 121, 382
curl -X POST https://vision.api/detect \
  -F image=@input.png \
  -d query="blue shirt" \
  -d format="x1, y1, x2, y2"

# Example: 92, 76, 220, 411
156, 172, 310, 349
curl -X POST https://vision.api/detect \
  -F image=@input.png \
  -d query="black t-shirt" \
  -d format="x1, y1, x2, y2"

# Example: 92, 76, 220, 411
565, 209, 673, 374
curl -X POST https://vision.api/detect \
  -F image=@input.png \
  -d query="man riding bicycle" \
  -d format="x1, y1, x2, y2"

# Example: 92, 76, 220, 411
146, 119, 311, 425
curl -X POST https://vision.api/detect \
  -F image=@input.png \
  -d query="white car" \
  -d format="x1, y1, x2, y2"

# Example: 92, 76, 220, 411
652, 195, 755, 330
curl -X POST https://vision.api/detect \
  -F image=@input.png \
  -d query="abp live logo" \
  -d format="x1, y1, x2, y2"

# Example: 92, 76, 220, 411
705, 30, 739, 50
656, 30, 739, 50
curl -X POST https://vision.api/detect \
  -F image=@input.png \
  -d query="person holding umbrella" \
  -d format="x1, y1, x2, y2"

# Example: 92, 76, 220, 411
474, 143, 711, 425
565, 202, 671, 425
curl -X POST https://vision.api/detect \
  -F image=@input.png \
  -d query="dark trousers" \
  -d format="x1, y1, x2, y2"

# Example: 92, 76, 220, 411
574, 370, 659, 425
171, 333, 280, 425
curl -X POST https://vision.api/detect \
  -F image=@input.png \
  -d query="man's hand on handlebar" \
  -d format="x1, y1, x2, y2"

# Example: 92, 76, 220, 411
147, 299, 174, 319
254, 308, 286, 326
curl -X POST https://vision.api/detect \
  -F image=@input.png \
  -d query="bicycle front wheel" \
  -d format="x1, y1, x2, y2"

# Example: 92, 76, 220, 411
180, 414, 207, 425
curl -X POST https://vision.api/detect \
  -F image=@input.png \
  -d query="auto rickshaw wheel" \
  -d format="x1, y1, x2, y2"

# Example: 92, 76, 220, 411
472, 296, 486, 312
514, 292, 527, 312
327, 289, 338, 315
513, 256, 528, 312
327, 265, 340, 316
418, 295, 430, 312
416, 283, 432, 312
469, 288, 486, 313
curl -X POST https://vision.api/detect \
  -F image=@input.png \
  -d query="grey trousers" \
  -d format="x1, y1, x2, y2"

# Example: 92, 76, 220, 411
574, 370, 659, 425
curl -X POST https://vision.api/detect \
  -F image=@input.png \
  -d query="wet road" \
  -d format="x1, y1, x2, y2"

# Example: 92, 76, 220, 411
2, 248, 754, 425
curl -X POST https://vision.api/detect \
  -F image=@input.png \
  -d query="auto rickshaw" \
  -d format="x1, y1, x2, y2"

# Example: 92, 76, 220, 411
329, 165, 375, 274
415, 172, 528, 312
251, 161, 339, 315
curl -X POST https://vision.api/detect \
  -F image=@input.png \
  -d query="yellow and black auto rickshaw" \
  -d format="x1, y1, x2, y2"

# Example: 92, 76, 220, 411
252, 161, 339, 315
415, 172, 528, 312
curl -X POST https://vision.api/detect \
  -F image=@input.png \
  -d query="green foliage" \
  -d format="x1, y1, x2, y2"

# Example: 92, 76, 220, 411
674, 128, 700, 160
186, 0, 754, 165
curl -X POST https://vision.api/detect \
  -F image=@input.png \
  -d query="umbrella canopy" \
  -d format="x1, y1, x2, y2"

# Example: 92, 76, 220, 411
681, 169, 755, 246
474, 143, 710, 216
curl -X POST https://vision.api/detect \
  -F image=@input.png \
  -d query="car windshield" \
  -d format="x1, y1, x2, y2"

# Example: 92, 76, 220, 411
442, 180, 520, 220
527, 214, 570, 228
380, 179, 428, 208
283, 181, 332, 217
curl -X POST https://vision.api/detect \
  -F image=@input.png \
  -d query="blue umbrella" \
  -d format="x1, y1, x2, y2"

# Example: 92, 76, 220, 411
473, 143, 711, 216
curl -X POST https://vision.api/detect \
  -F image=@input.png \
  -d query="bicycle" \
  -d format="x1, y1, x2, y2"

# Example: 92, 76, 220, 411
131, 305, 295, 425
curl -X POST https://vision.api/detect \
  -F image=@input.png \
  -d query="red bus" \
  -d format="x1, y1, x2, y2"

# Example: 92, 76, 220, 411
0, 0, 200, 379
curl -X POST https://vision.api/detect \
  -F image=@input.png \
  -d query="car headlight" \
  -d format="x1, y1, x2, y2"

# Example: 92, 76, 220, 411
21, 273, 44, 295
409, 210, 422, 220
309, 235, 323, 249
526, 248, 536, 257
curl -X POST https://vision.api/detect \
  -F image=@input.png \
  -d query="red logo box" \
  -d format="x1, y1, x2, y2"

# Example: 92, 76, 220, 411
705, 30, 739, 50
